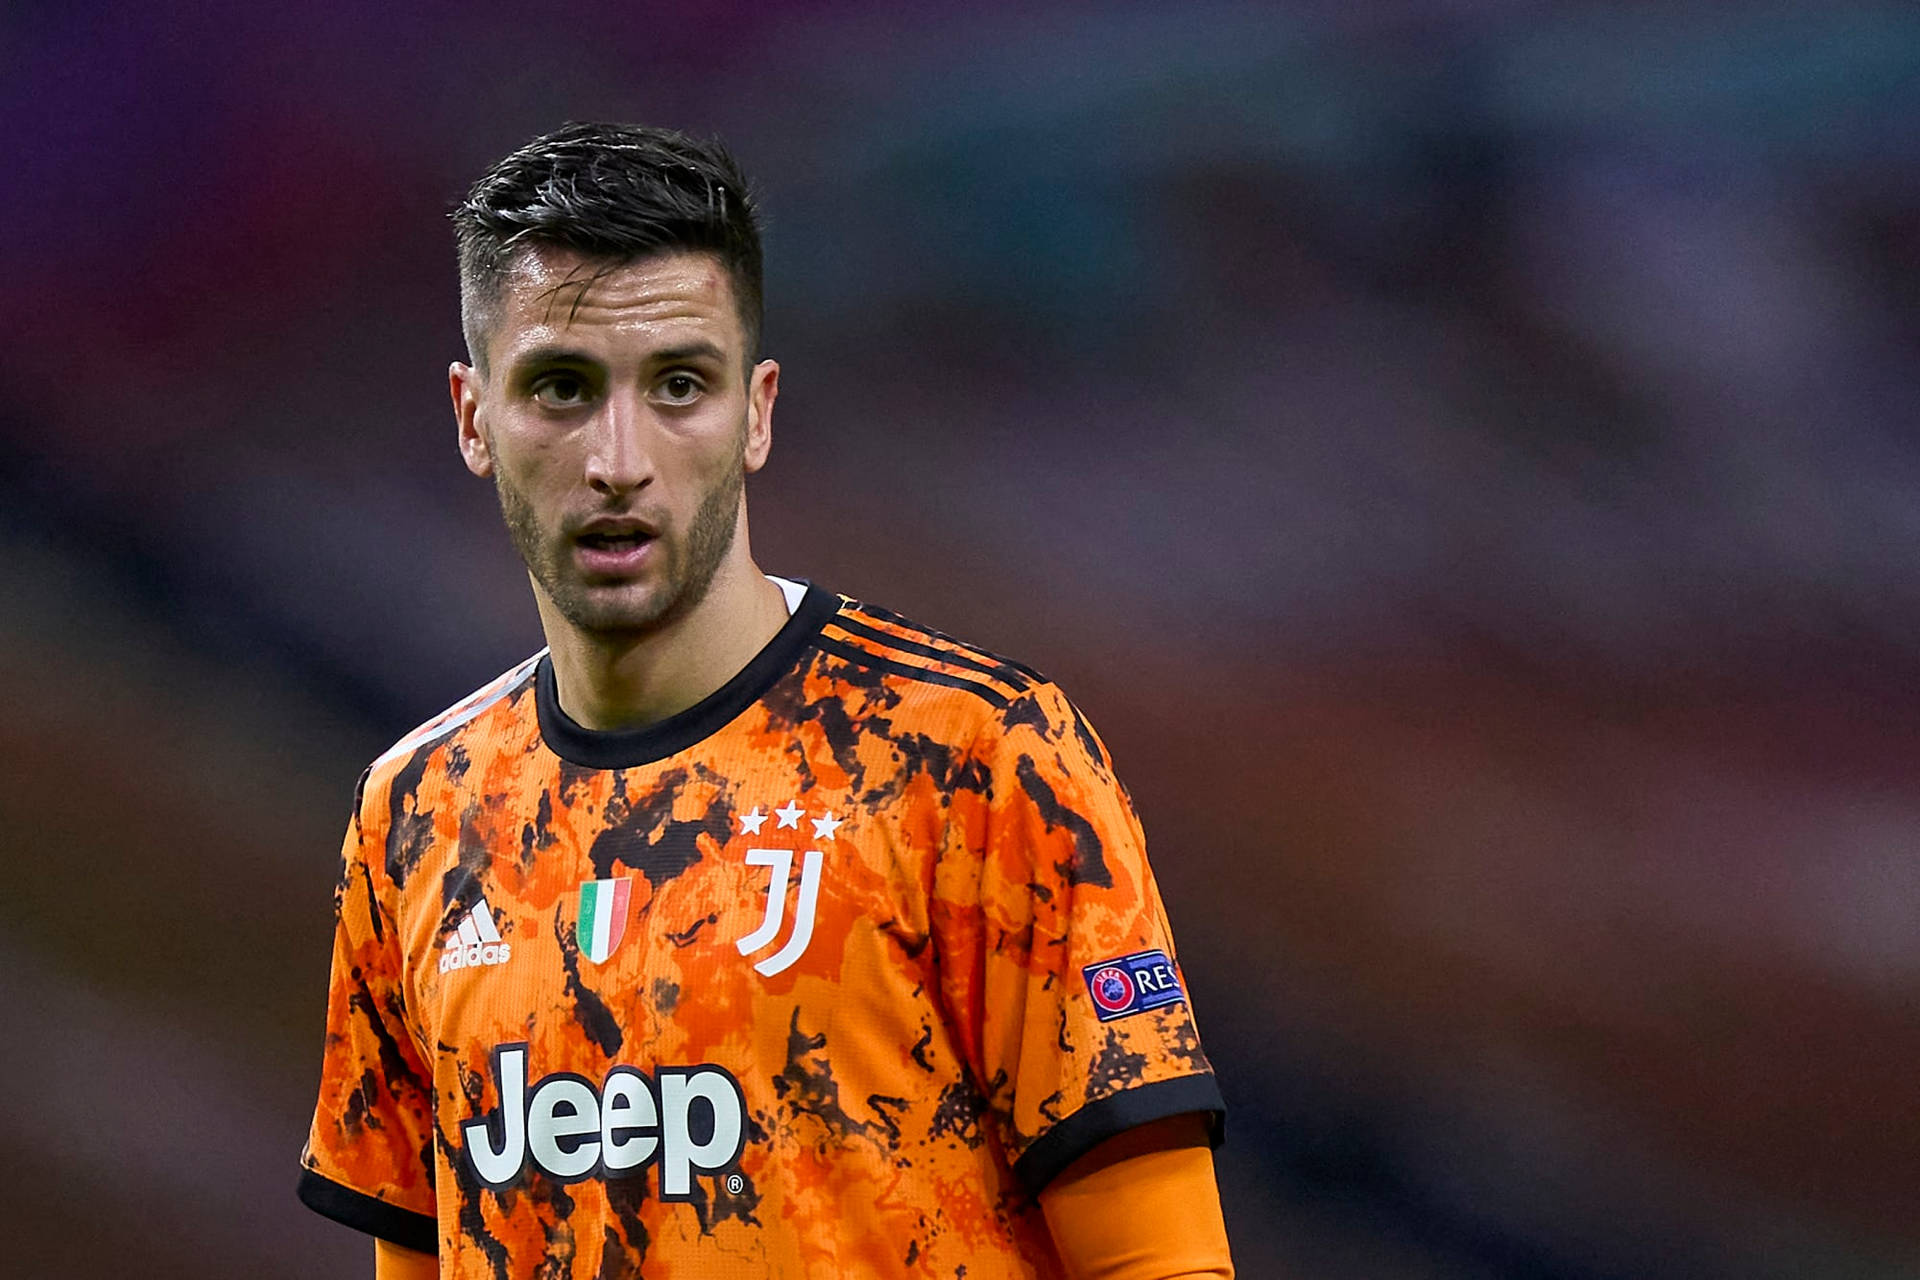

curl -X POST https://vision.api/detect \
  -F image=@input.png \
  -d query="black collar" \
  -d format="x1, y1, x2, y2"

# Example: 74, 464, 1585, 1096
535, 582, 838, 769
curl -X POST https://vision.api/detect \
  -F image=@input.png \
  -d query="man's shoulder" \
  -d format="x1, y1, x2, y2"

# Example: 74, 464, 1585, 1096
819, 596, 1050, 709
358, 649, 547, 797
818, 596, 1102, 754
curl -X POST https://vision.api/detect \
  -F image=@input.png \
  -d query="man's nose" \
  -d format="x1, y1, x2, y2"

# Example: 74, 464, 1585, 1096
583, 389, 654, 495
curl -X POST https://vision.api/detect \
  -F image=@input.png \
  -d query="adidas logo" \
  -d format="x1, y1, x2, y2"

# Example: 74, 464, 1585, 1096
440, 898, 512, 973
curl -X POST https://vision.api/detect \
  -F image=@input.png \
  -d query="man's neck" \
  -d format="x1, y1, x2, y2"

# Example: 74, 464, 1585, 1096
539, 558, 790, 733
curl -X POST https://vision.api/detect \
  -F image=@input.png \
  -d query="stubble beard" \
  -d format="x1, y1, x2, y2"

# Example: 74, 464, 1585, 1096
493, 456, 747, 640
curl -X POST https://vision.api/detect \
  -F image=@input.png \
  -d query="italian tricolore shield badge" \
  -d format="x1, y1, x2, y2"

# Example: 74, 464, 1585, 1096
575, 877, 632, 964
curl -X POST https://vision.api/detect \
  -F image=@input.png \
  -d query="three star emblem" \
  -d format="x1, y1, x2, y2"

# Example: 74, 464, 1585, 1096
739, 801, 843, 840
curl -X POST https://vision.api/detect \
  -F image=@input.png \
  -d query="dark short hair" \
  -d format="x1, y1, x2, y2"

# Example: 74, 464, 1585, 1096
453, 121, 764, 369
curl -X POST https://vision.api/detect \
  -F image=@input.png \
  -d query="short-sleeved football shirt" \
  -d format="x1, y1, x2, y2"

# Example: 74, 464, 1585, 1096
299, 580, 1223, 1277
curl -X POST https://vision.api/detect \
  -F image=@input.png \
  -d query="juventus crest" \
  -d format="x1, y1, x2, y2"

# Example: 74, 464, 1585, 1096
733, 800, 838, 976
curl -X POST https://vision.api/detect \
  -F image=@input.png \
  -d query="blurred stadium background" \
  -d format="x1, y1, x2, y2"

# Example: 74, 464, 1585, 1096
3, 2, 1918, 1276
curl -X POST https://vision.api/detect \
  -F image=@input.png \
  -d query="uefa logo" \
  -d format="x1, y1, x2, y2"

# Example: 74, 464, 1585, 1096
1089, 965, 1136, 1015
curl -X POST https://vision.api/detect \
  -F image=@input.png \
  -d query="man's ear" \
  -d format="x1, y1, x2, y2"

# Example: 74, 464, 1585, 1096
744, 358, 779, 474
451, 361, 492, 478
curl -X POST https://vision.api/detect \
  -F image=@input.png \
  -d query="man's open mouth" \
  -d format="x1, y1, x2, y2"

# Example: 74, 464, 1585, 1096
577, 531, 653, 550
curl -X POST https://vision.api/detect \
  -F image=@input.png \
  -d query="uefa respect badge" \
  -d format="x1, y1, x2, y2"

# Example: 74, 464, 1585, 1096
1082, 949, 1185, 1022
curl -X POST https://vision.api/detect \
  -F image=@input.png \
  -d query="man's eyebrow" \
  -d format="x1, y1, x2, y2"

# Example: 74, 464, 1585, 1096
649, 341, 729, 367
506, 344, 600, 370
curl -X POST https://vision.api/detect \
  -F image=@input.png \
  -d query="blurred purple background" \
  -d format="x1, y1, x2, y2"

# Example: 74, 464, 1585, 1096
4, 3, 1918, 1276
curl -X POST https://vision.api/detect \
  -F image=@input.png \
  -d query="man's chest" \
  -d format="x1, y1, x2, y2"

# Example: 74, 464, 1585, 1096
393, 759, 945, 1083
380, 740, 999, 1214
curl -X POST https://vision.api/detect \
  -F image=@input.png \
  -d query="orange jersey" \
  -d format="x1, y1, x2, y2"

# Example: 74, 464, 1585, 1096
299, 582, 1222, 1278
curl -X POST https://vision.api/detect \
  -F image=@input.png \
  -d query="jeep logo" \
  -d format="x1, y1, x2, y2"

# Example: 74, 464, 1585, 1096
461, 1043, 746, 1199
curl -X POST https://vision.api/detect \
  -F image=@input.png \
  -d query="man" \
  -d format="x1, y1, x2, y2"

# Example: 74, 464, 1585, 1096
298, 122, 1232, 1279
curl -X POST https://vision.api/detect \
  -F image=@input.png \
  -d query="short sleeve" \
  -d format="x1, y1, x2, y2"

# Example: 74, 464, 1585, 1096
296, 770, 440, 1252
932, 685, 1224, 1195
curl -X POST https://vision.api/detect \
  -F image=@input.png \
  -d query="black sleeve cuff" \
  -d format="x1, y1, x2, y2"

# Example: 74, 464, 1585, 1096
1011, 1074, 1226, 1197
297, 1167, 438, 1253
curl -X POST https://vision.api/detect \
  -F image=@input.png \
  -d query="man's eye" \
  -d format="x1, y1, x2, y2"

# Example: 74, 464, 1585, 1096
658, 374, 702, 404
532, 375, 590, 407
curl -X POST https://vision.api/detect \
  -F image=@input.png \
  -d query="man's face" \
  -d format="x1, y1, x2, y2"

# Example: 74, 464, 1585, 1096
451, 246, 776, 639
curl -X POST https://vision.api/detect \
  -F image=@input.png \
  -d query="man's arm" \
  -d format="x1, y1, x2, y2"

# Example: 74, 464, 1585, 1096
1039, 1113, 1234, 1280
375, 1239, 437, 1280
301, 770, 440, 1253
